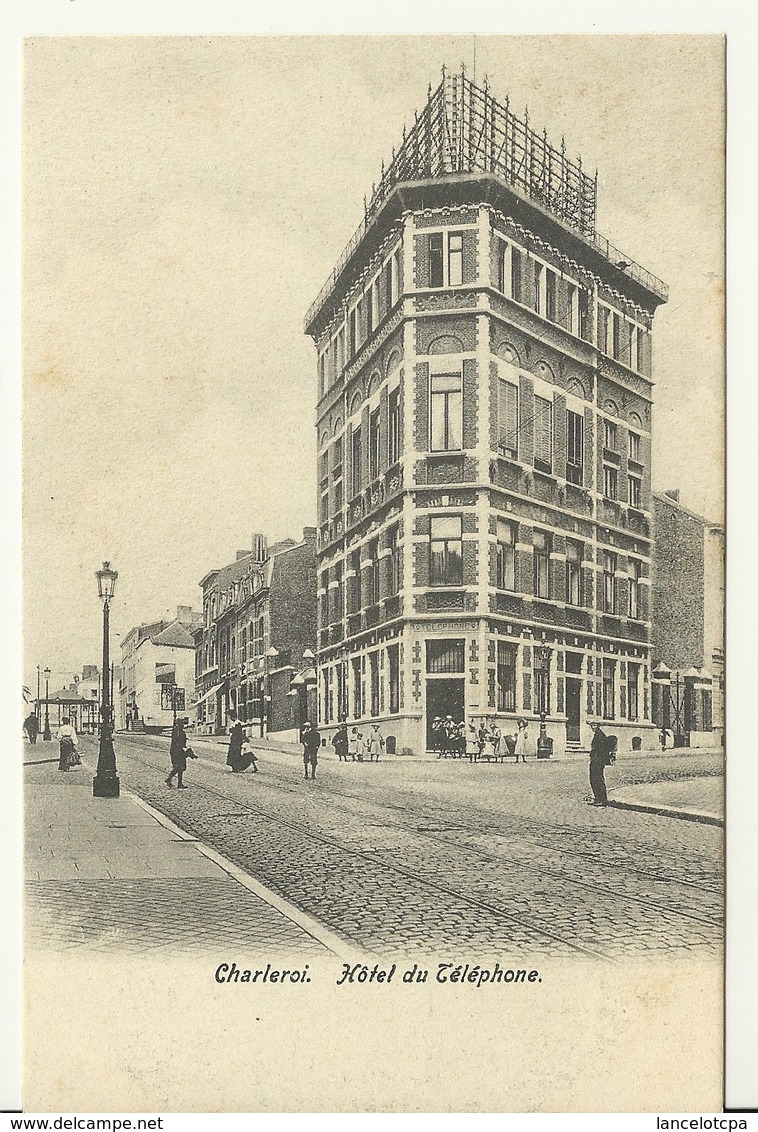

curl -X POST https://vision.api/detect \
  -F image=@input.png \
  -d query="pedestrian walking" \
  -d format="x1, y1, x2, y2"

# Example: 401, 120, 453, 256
588, 722, 613, 806
226, 711, 258, 773
166, 716, 196, 788
332, 723, 349, 762
24, 711, 39, 745
514, 719, 529, 763
348, 727, 365, 762
57, 717, 80, 771
301, 722, 321, 780
366, 723, 385, 762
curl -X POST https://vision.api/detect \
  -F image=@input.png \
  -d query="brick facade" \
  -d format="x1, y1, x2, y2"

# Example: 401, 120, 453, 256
306, 75, 667, 758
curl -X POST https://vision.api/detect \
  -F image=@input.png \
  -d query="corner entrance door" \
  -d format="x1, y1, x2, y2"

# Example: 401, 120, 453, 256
426, 678, 465, 751
565, 677, 582, 743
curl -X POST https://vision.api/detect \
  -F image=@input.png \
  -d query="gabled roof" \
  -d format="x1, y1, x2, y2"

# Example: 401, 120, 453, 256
148, 620, 196, 649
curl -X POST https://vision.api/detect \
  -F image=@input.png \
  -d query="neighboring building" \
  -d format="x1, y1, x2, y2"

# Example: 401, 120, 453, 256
40, 664, 120, 734
119, 606, 202, 732
652, 490, 724, 746
305, 69, 668, 757
194, 530, 317, 735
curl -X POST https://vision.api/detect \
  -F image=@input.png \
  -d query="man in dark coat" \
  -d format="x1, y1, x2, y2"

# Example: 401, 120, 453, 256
226, 711, 257, 773
166, 717, 196, 788
301, 722, 321, 780
24, 712, 39, 744
332, 723, 349, 762
588, 722, 611, 806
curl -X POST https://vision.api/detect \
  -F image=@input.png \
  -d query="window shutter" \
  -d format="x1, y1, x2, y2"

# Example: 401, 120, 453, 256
498, 380, 518, 454
534, 396, 553, 467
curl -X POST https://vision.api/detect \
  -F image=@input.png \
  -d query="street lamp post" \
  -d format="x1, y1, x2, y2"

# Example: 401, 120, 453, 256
535, 644, 553, 759
93, 561, 120, 798
43, 667, 51, 741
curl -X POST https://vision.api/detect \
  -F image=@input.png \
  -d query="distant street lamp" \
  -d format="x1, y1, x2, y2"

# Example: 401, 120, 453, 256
93, 561, 120, 798
43, 667, 51, 741
535, 643, 553, 759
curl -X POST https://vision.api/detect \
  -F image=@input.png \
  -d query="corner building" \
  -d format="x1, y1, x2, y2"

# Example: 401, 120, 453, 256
305, 71, 667, 757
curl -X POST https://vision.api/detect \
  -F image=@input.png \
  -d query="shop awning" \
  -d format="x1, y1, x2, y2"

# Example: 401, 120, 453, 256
194, 681, 224, 708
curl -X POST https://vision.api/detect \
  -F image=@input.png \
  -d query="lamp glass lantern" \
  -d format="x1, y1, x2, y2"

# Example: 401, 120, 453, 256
96, 561, 118, 601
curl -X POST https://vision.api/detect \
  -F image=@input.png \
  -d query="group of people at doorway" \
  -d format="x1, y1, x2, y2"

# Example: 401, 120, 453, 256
432, 716, 530, 762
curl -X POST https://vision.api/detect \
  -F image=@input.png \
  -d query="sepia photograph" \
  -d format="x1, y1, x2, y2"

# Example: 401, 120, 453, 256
18, 33, 726, 1113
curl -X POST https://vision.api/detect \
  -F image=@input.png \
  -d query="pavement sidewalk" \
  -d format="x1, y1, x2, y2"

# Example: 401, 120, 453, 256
609, 774, 723, 826
23, 745, 343, 957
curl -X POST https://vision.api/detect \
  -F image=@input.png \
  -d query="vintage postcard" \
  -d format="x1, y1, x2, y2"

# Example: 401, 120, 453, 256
18, 34, 726, 1113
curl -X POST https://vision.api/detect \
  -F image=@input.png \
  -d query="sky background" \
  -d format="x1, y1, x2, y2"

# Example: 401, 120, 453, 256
22, 34, 724, 690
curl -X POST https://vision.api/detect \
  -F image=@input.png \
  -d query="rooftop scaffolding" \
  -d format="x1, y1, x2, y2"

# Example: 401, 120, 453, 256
305, 68, 667, 332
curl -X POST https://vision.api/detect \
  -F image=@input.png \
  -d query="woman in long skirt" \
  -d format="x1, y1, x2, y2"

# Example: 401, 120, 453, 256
57, 716, 79, 771
514, 718, 529, 763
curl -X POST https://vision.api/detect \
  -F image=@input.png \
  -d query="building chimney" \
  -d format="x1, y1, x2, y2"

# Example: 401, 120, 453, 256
176, 605, 193, 624
251, 533, 268, 563
664, 489, 680, 503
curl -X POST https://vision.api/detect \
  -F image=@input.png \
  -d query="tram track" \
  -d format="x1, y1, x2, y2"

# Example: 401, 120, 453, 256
109, 735, 722, 957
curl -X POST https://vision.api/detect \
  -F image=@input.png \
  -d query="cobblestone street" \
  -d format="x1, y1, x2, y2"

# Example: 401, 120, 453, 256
59, 732, 725, 962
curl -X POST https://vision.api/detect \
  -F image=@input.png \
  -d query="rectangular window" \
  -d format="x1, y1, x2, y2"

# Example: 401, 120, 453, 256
628, 474, 642, 509
369, 539, 380, 605
567, 283, 578, 334
369, 407, 381, 481
333, 562, 344, 623
371, 279, 380, 331
366, 290, 374, 338
629, 431, 641, 462
429, 515, 463, 587
604, 465, 618, 500
628, 559, 641, 619
388, 388, 401, 465
545, 269, 557, 322
497, 642, 517, 712
511, 247, 523, 303
566, 410, 584, 484
426, 639, 465, 673
348, 308, 357, 359
429, 232, 444, 288
534, 262, 544, 314
384, 258, 393, 312
497, 238, 508, 293
534, 531, 551, 599
498, 379, 518, 457
602, 659, 616, 720
351, 428, 362, 495
318, 352, 326, 398
603, 552, 617, 613
448, 232, 463, 286
369, 652, 380, 716
430, 370, 463, 452
388, 645, 400, 714
566, 540, 582, 606
535, 649, 551, 715
496, 519, 516, 590
352, 656, 362, 718
579, 289, 591, 340
604, 419, 618, 451
388, 525, 401, 594
612, 311, 621, 360
627, 662, 640, 722
534, 396, 553, 472
349, 549, 362, 614
320, 491, 329, 524
334, 479, 343, 514
636, 327, 645, 372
